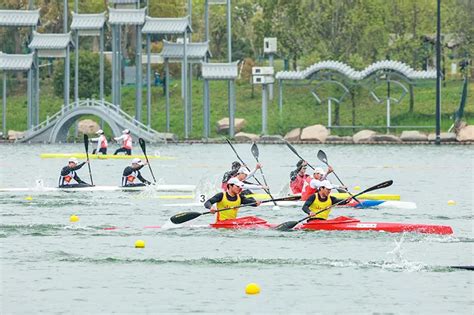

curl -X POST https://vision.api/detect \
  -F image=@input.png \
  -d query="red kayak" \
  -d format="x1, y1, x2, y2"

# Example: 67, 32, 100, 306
210, 216, 274, 229
208, 216, 453, 235
296, 216, 453, 235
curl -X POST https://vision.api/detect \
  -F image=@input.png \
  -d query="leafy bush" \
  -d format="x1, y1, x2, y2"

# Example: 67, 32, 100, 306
53, 50, 111, 99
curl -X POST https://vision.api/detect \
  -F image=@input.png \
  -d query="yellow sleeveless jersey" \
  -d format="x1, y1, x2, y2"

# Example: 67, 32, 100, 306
308, 194, 333, 220
216, 193, 241, 221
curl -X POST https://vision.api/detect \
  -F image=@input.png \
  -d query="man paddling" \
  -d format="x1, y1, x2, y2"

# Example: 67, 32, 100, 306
121, 158, 151, 187
58, 157, 92, 188
302, 180, 350, 220
204, 177, 261, 222
114, 129, 133, 155
290, 160, 310, 194
91, 129, 108, 155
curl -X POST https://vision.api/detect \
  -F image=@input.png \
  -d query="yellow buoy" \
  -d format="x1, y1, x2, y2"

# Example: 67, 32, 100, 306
24, 196, 33, 201
135, 240, 145, 248
245, 283, 260, 295
354, 186, 361, 191
70, 215, 79, 223
447, 200, 456, 205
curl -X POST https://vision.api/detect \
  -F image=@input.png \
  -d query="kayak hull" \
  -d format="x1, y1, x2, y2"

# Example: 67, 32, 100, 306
210, 216, 275, 229
40, 153, 175, 160
0, 184, 196, 193
296, 216, 453, 235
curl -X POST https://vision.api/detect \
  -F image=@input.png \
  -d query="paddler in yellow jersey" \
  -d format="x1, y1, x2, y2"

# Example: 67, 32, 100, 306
204, 177, 262, 222
302, 180, 350, 220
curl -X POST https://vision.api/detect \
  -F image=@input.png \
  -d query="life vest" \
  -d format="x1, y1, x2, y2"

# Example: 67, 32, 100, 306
122, 169, 139, 186
99, 135, 108, 148
308, 194, 333, 220
59, 170, 76, 186
216, 192, 241, 222
301, 177, 317, 201
290, 174, 309, 194
123, 134, 132, 149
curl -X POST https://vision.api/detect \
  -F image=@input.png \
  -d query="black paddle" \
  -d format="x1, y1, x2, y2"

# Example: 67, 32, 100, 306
138, 137, 156, 183
170, 195, 301, 224
83, 134, 94, 186
284, 140, 315, 170
225, 139, 278, 205
250, 142, 279, 207
275, 180, 393, 231
317, 149, 363, 205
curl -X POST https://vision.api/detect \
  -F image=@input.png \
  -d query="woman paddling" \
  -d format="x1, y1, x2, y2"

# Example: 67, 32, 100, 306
58, 157, 92, 188
302, 180, 350, 221
90, 129, 108, 155
204, 178, 262, 222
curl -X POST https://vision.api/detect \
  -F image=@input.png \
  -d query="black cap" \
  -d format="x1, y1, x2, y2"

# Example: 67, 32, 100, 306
296, 159, 305, 168
231, 161, 241, 170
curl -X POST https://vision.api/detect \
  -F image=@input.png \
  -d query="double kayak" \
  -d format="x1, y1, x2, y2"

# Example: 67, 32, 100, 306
207, 216, 453, 235
249, 193, 401, 201
0, 184, 196, 193
39, 153, 175, 160
163, 199, 416, 210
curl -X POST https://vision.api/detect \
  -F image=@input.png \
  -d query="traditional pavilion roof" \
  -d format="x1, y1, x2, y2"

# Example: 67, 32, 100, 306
202, 62, 239, 80
71, 12, 106, 30
161, 41, 211, 61
0, 52, 34, 71
108, 7, 146, 25
276, 60, 436, 81
29, 32, 73, 50
142, 16, 192, 34
0, 9, 40, 26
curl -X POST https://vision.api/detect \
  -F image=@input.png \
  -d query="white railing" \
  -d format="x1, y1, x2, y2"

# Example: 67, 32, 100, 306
25, 99, 163, 139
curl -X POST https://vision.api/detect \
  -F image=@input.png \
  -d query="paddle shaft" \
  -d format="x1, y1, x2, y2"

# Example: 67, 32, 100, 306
250, 143, 277, 206
284, 140, 315, 170
318, 149, 361, 203
139, 138, 157, 183
226, 139, 277, 203
205, 195, 294, 215
84, 135, 94, 185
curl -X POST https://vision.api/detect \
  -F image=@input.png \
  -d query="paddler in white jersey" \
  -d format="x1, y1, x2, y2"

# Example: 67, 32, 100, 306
121, 158, 152, 187
204, 177, 262, 222
91, 129, 108, 155
58, 157, 92, 188
114, 129, 133, 155
233, 166, 269, 196
301, 166, 345, 201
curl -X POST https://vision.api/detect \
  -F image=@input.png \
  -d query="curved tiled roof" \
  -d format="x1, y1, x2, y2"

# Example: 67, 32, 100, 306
29, 32, 72, 50
108, 7, 146, 25
275, 60, 436, 81
162, 40, 211, 60
71, 12, 106, 30
0, 52, 34, 70
142, 16, 192, 34
0, 9, 40, 26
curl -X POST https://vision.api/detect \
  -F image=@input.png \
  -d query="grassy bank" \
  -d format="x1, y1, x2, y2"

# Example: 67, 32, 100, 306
1, 76, 473, 139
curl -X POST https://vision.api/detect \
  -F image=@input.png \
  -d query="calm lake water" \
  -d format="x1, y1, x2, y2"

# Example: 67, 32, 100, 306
1, 143, 473, 314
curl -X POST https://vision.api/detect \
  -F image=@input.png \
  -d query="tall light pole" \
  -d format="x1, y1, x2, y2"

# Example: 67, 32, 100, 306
435, 0, 441, 145
227, 0, 233, 136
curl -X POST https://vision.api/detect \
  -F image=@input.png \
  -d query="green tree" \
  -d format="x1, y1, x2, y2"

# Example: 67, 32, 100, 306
53, 50, 111, 99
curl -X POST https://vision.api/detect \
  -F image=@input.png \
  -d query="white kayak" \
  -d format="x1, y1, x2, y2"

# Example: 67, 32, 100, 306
0, 184, 196, 193
163, 199, 417, 210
